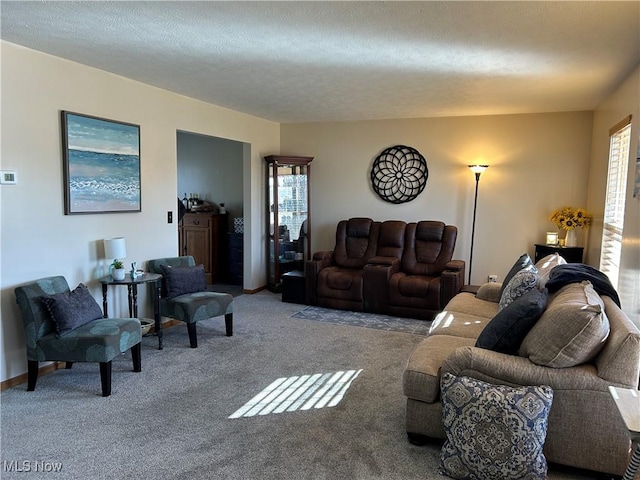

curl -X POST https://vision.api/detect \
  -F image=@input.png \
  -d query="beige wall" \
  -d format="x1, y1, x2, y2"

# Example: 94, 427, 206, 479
587, 64, 640, 326
0, 42, 280, 381
281, 112, 594, 285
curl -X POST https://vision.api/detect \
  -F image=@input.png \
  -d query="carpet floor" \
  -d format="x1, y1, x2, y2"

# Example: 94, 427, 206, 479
1, 291, 606, 479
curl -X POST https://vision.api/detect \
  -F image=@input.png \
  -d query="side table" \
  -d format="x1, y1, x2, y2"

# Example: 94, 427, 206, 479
534, 244, 584, 263
608, 386, 640, 480
282, 270, 306, 304
100, 273, 164, 350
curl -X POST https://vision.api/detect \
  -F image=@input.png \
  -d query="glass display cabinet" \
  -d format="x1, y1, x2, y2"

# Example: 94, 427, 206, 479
265, 155, 313, 292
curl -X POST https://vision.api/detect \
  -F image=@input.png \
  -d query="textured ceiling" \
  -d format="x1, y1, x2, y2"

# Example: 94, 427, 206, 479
1, 1, 639, 123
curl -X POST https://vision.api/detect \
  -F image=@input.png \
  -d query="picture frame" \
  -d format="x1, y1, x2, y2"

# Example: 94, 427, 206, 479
61, 111, 141, 214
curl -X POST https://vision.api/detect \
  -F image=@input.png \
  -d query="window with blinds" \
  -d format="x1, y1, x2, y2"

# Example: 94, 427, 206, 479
599, 115, 632, 289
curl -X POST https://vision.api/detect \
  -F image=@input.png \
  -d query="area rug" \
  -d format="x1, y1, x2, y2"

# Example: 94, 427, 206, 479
291, 305, 432, 335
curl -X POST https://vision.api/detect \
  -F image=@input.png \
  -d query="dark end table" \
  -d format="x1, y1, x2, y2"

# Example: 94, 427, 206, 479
534, 243, 584, 264
282, 270, 306, 304
100, 273, 164, 350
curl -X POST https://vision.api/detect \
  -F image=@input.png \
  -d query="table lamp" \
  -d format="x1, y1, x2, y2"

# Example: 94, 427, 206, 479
104, 237, 127, 280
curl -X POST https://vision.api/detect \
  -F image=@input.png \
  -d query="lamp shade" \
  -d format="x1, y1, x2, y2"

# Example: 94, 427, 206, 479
104, 237, 126, 260
468, 164, 489, 175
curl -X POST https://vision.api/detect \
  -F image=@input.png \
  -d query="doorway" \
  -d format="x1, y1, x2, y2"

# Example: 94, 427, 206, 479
177, 131, 245, 290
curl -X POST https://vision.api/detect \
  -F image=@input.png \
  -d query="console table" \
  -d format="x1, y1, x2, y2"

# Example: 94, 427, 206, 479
100, 273, 163, 350
534, 244, 584, 264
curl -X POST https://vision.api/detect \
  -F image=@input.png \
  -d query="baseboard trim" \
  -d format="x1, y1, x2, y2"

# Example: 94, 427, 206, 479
158, 319, 181, 329
243, 285, 266, 294
1, 361, 65, 391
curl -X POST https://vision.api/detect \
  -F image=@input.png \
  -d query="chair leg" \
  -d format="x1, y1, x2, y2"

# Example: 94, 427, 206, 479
187, 322, 198, 348
27, 360, 38, 391
99, 361, 112, 397
65, 362, 74, 369
131, 343, 141, 372
225, 313, 233, 337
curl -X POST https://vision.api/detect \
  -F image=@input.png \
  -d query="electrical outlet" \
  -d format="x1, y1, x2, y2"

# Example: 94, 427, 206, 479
167, 211, 173, 223
488, 275, 498, 283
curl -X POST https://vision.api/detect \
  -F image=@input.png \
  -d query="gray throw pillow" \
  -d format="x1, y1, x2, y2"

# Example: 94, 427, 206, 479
499, 253, 534, 298
40, 283, 103, 337
520, 281, 610, 368
534, 253, 566, 289
160, 264, 206, 298
440, 373, 553, 480
476, 288, 548, 355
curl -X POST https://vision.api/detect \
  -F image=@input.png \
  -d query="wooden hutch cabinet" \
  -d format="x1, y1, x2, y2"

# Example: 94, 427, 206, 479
265, 155, 313, 292
179, 212, 227, 284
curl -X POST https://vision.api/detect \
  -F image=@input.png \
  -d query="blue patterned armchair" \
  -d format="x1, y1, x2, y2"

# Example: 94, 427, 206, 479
14, 276, 142, 397
147, 256, 233, 348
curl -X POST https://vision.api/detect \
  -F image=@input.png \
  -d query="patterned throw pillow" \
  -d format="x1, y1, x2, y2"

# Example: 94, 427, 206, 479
160, 264, 207, 298
499, 265, 538, 310
499, 253, 534, 298
440, 373, 553, 480
40, 283, 104, 336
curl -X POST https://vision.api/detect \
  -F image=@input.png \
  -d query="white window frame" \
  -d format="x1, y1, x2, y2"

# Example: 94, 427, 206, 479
599, 115, 632, 289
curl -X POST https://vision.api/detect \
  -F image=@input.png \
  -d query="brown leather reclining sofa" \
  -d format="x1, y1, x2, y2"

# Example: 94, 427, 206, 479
306, 217, 465, 320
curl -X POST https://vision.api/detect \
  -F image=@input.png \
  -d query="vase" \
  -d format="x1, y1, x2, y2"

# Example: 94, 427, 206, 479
564, 229, 577, 247
112, 268, 126, 281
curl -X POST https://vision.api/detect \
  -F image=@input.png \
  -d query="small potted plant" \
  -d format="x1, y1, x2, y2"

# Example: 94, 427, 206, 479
111, 259, 126, 281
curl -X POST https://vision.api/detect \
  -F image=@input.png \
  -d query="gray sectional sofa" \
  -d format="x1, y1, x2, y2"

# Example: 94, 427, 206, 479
403, 253, 640, 476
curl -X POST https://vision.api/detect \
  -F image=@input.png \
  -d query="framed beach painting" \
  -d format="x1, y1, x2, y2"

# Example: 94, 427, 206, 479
61, 111, 141, 214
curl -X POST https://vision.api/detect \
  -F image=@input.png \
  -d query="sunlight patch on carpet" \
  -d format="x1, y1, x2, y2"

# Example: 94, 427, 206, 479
229, 369, 362, 418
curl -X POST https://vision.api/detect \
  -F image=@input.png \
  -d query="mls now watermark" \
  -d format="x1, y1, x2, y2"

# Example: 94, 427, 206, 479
3, 460, 63, 473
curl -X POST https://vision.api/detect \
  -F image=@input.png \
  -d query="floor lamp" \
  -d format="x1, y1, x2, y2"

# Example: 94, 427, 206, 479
468, 165, 488, 285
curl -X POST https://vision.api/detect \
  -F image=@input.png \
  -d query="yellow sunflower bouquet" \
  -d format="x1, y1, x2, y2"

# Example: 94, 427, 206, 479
549, 207, 592, 231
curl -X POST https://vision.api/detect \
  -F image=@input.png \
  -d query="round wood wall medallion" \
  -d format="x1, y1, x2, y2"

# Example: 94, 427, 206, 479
370, 145, 428, 204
